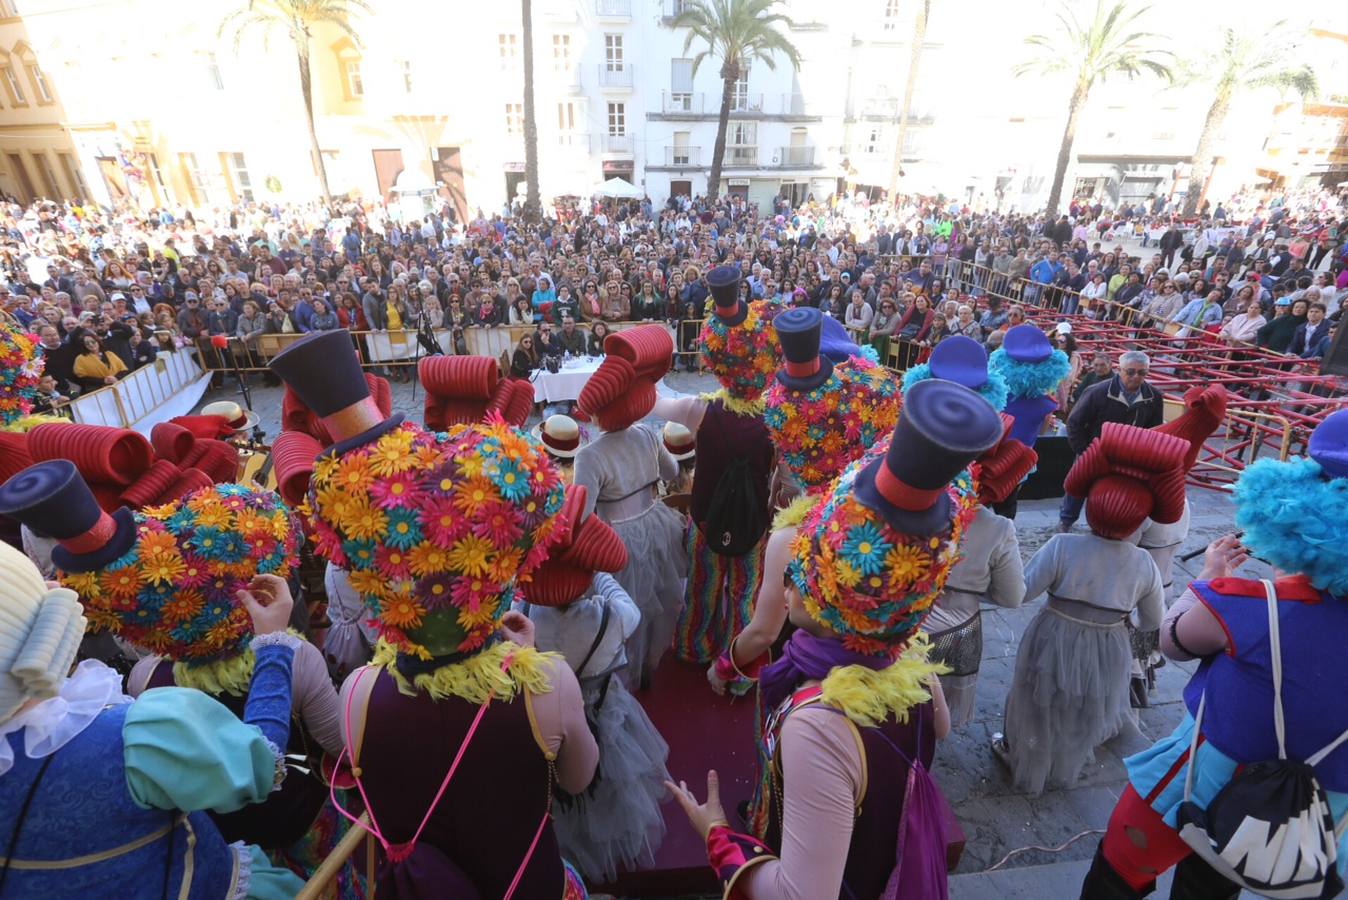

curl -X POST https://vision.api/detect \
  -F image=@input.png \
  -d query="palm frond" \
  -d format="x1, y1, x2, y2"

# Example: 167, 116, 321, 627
1250, 64, 1319, 99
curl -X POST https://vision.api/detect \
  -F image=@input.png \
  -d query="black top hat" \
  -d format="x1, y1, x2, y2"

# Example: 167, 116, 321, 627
706, 265, 747, 327
0, 460, 138, 573
854, 379, 1003, 535
268, 330, 403, 453
773, 307, 834, 392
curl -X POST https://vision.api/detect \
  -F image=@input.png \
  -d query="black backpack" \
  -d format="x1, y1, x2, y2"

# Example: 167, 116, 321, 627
702, 455, 767, 557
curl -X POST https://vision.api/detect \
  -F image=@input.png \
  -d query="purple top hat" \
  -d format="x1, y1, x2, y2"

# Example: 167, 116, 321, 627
707, 264, 746, 326
854, 380, 1002, 535
1003, 324, 1053, 363
1309, 408, 1348, 479
773, 307, 834, 392
268, 330, 404, 454
928, 336, 990, 390
0, 460, 138, 572
819, 315, 864, 363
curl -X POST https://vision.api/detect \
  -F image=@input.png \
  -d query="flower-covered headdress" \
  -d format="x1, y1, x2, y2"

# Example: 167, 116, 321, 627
699, 265, 782, 414
788, 380, 1002, 655
269, 330, 567, 659
0, 461, 299, 667
1062, 423, 1187, 540
0, 322, 42, 430
901, 335, 1009, 411
763, 307, 900, 491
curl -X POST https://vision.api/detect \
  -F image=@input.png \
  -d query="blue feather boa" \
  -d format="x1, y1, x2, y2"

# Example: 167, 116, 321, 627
901, 362, 1009, 412
1234, 457, 1348, 595
989, 348, 1072, 400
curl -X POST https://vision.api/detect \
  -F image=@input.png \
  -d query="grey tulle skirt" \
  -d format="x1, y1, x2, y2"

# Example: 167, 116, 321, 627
552, 677, 670, 883
1002, 607, 1133, 794
611, 501, 688, 688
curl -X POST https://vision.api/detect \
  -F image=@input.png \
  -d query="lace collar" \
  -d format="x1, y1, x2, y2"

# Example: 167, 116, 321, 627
0, 659, 132, 776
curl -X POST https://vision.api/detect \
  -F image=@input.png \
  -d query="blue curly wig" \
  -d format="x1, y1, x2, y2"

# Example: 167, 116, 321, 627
901, 363, 1009, 411
989, 347, 1072, 400
1233, 457, 1348, 595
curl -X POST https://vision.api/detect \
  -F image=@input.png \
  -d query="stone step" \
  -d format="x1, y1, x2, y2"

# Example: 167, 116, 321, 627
948, 857, 1259, 899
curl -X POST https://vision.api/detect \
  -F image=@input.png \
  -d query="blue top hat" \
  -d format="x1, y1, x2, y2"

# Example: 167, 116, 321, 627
0, 460, 138, 573
1309, 409, 1348, 480
819, 315, 863, 363
268, 330, 403, 453
1002, 324, 1053, 363
774, 307, 834, 392
928, 336, 989, 390
854, 380, 1002, 535
706, 265, 746, 326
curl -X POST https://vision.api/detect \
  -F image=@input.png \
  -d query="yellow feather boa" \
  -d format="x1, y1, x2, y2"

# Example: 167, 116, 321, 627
2, 413, 68, 434
818, 632, 949, 728
372, 639, 559, 704
700, 389, 765, 418
772, 493, 819, 531
173, 629, 307, 697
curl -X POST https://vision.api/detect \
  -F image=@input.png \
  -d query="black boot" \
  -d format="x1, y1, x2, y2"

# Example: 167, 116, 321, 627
1081, 842, 1152, 900
1167, 855, 1238, 900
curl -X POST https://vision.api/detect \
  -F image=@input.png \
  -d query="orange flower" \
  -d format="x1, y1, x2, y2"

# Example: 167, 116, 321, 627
382, 597, 426, 629
136, 530, 177, 557
408, 542, 451, 576
99, 568, 142, 599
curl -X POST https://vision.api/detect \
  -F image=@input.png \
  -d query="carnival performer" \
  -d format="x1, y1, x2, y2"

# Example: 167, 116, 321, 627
1080, 408, 1348, 899
923, 413, 1033, 729
666, 379, 1004, 899
987, 323, 1072, 518
267, 329, 597, 898
658, 265, 778, 666
0, 463, 305, 898
572, 325, 688, 687
994, 424, 1185, 794
521, 484, 671, 884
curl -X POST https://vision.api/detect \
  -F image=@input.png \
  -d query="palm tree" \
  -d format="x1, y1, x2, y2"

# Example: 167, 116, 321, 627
1013, 0, 1172, 217
520, 0, 542, 222
218, 0, 370, 206
1180, 24, 1317, 216
668, 0, 802, 202
887, 0, 930, 199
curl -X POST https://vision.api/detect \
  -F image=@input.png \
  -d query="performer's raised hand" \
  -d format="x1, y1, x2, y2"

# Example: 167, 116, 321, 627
1198, 532, 1249, 581
238, 574, 293, 635
664, 770, 728, 840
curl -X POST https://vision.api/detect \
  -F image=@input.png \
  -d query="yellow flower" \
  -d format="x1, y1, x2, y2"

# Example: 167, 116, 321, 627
834, 557, 862, 589
141, 501, 177, 521
446, 535, 493, 577
312, 454, 339, 484
459, 602, 499, 630
62, 571, 100, 596
342, 502, 388, 542
369, 429, 417, 477
193, 504, 233, 531
141, 552, 186, 586
884, 544, 930, 583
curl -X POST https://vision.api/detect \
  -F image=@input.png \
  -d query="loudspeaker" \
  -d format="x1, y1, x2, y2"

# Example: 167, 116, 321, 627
1321, 321, 1348, 376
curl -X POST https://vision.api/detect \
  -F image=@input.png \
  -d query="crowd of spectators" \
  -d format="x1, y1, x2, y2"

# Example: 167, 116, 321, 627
0, 182, 1343, 417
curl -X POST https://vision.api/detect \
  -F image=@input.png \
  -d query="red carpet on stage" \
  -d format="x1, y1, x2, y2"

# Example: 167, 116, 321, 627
599, 657, 761, 897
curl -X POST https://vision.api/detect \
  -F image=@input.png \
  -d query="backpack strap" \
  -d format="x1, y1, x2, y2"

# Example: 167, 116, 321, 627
574, 596, 612, 678
1263, 578, 1288, 760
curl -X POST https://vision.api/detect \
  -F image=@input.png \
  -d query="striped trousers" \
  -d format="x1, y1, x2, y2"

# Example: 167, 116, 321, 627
673, 524, 766, 665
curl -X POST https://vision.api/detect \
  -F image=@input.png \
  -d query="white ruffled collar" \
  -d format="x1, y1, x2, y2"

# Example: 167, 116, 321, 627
0, 659, 132, 776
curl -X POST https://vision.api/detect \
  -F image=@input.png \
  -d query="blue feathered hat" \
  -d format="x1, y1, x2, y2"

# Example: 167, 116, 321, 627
902, 337, 1009, 411
988, 330, 1072, 402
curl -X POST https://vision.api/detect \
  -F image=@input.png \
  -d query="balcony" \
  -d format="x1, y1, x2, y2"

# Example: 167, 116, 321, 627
604, 134, 633, 153
774, 146, 816, 167
724, 145, 758, 167
663, 145, 701, 167
595, 0, 631, 17
859, 97, 900, 118
650, 91, 818, 121
660, 0, 692, 21
731, 92, 764, 113
598, 64, 634, 89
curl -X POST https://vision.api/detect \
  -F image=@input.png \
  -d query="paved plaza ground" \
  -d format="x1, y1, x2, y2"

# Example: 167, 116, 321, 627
202, 369, 1256, 896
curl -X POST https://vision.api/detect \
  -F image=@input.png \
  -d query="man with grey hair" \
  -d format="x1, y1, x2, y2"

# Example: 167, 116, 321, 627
1058, 349, 1164, 530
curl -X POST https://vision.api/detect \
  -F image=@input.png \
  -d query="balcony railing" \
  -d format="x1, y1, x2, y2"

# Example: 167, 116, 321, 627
664, 146, 701, 166
604, 134, 633, 153
661, 0, 692, 20
595, 0, 631, 17
598, 64, 634, 88
775, 146, 815, 166
725, 145, 758, 166
656, 91, 811, 117
860, 97, 900, 118
730, 92, 763, 113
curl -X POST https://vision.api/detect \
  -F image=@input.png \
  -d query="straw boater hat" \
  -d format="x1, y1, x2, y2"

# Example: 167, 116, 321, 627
519, 484, 627, 608
788, 380, 1003, 656
698, 265, 783, 412
199, 400, 259, 434
901, 335, 1009, 411
532, 415, 586, 460
268, 329, 567, 660
662, 422, 695, 462
574, 325, 673, 432
1062, 424, 1188, 541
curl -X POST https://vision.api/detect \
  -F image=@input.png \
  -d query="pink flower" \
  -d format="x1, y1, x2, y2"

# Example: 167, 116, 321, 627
472, 500, 523, 546
370, 470, 424, 510
420, 496, 469, 545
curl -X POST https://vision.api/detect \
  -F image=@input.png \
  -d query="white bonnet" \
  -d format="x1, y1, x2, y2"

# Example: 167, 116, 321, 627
0, 540, 86, 722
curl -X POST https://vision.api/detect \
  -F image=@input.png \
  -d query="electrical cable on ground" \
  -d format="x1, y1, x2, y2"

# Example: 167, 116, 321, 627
984, 828, 1105, 872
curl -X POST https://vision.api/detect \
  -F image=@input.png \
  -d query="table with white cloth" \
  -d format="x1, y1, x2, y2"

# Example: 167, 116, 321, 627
530, 357, 604, 403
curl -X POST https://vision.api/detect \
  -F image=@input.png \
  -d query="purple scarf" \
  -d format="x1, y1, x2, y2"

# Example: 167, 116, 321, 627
760, 631, 892, 713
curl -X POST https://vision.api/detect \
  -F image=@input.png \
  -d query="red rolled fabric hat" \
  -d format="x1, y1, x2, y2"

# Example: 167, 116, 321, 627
1064, 423, 1188, 540
973, 414, 1038, 507
419, 356, 500, 431
575, 325, 672, 432
521, 484, 628, 607
1153, 384, 1227, 472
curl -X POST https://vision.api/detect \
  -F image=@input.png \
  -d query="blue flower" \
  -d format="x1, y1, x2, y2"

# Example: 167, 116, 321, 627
384, 508, 423, 550
105, 548, 140, 570
342, 538, 378, 569
165, 507, 198, 536
189, 527, 226, 558
137, 582, 172, 611
490, 460, 530, 502
213, 532, 247, 564
215, 483, 250, 497
841, 522, 891, 576
544, 486, 564, 516
763, 406, 786, 429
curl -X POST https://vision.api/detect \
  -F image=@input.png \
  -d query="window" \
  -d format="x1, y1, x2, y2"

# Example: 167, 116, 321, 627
672, 131, 690, 165
604, 34, 623, 70
344, 60, 363, 97
146, 152, 168, 203
607, 102, 625, 135
206, 53, 224, 91
32, 152, 59, 198
2, 65, 26, 105
727, 121, 756, 165
557, 101, 576, 132
57, 152, 88, 199
670, 58, 693, 109
225, 152, 253, 202
399, 59, 414, 93
499, 33, 518, 69
552, 34, 571, 70
883, 0, 900, 29
179, 152, 208, 205
504, 103, 523, 135
864, 125, 883, 155
732, 62, 749, 109
27, 64, 51, 103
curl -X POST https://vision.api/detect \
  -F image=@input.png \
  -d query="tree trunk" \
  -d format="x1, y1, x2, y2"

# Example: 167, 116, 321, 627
1183, 86, 1231, 217
707, 73, 735, 202
1045, 77, 1090, 218
521, 0, 541, 223
887, 0, 929, 200
296, 44, 331, 206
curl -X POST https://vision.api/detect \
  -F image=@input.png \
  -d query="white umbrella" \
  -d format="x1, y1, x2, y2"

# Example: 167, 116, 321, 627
593, 177, 642, 199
